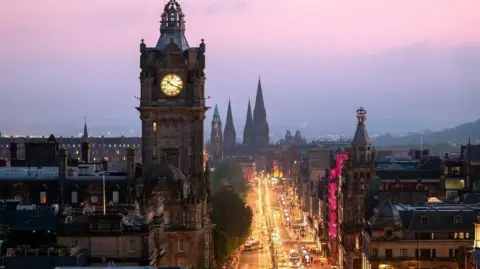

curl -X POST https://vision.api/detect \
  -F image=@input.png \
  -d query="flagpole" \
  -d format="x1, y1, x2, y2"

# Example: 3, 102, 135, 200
103, 174, 106, 215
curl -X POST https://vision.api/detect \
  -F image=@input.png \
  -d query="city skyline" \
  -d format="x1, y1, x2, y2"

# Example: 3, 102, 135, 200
0, 0, 479, 136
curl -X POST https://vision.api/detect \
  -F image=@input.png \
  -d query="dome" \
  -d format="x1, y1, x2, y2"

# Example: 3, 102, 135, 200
375, 200, 402, 224
142, 155, 187, 199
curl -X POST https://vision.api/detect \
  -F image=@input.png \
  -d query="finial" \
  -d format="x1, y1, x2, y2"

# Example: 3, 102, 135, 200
201, 38, 205, 43
141, 39, 144, 44
84, 116, 87, 123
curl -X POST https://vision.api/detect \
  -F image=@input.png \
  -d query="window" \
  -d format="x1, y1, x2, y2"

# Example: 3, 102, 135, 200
420, 249, 430, 258
40, 191, 47, 204
177, 258, 185, 267
385, 249, 393, 258
466, 232, 470, 239
164, 211, 170, 225
71, 191, 78, 203
454, 215, 462, 224
178, 239, 184, 252
432, 249, 436, 258
205, 256, 210, 268
129, 240, 137, 252
153, 122, 157, 131
400, 249, 408, 257
183, 212, 187, 226
449, 249, 455, 257
372, 249, 378, 257
430, 232, 436, 239
112, 191, 119, 203
70, 240, 79, 248
420, 215, 429, 226
353, 172, 358, 179
98, 223, 110, 230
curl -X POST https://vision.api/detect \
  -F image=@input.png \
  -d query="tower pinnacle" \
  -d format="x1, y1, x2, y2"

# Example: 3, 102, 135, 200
83, 117, 88, 142
251, 77, 269, 149
352, 107, 372, 146
156, 0, 189, 52
223, 100, 237, 154
243, 99, 253, 145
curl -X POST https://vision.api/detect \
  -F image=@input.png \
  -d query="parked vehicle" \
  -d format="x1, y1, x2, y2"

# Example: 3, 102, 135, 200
244, 240, 263, 251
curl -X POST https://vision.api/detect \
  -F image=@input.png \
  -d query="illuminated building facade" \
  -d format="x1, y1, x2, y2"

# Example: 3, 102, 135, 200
369, 202, 478, 269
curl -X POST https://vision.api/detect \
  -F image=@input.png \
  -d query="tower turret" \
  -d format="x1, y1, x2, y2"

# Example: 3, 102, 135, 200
223, 100, 237, 156
351, 107, 373, 163
156, 0, 189, 52
210, 104, 223, 161
243, 99, 253, 146
251, 77, 269, 149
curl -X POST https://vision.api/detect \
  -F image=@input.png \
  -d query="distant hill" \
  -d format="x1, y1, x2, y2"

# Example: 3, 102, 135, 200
374, 119, 480, 147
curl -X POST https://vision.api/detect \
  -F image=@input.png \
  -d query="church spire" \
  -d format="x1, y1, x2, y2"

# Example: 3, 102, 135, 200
243, 99, 253, 145
213, 104, 220, 118
251, 77, 269, 149
83, 117, 88, 142
223, 100, 236, 154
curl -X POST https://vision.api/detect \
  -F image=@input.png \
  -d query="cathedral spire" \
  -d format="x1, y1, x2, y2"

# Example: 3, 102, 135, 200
243, 99, 253, 145
223, 100, 237, 154
351, 107, 372, 146
253, 77, 266, 116
251, 77, 269, 149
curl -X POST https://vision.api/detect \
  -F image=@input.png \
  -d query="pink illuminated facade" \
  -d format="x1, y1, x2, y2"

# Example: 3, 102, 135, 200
328, 152, 349, 240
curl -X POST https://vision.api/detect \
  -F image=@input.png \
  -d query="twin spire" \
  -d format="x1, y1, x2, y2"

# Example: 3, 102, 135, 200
219, 77, 269, 152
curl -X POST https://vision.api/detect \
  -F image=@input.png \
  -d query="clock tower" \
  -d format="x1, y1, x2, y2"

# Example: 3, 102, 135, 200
137, 0, 214, 267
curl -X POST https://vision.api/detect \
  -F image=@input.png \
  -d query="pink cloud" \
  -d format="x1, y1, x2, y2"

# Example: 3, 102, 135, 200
0, 0, 478, 56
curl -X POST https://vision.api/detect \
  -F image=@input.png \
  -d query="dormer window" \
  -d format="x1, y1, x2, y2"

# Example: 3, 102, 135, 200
454, 215, 462, 224
420, 215, 429, 226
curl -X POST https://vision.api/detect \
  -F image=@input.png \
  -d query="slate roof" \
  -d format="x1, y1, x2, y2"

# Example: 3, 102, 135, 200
0, 205, 59, 231
377, 203, 480, 232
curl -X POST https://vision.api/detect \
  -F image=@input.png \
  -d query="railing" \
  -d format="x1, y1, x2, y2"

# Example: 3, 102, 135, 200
6, 248, 71, 256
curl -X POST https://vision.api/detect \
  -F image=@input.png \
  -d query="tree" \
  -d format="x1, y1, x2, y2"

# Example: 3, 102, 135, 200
211, 159, 247, 196
211, 188, 253, 264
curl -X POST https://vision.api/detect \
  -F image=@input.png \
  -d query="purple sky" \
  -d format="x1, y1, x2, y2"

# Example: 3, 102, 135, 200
0, 0, 479, 137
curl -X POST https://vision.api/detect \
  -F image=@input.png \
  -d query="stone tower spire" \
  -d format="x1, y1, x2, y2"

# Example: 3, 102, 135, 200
210, 104, 223, 161
81, 117, 90, 162
351, 107, 373, 163
243, 99, 253, 146
223, 100, 236, 155
82, 117, 88, 142
252, 77, 269, 149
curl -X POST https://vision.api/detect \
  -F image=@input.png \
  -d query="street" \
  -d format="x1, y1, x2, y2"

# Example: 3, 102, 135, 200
238, 184, 270, 269
237, 178, 327, 269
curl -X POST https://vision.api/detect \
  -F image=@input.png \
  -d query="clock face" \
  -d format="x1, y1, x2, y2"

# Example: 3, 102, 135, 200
160, 74, 183, 96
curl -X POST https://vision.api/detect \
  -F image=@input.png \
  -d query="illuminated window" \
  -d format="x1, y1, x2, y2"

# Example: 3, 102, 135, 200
116, 150, 120, 154
123, 157, 126, 161
40, 191, 47, 204
454, 216, 462, 224
93, 157, 96, 161
153, 122, 157, 131
105, 157, 109, 161
75, 150, 79, 155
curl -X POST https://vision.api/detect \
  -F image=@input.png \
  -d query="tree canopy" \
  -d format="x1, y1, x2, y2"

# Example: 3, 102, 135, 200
211, 188, 253, 263
211, 159, 247, 196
